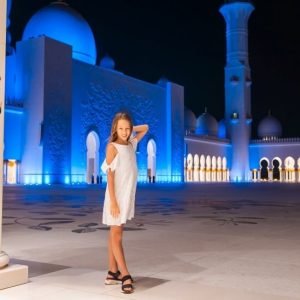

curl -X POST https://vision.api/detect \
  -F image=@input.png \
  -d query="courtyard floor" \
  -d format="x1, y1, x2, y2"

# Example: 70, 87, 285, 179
0, 183, 300, 300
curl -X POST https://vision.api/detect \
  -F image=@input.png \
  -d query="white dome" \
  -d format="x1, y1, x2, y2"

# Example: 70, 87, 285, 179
258, 114, 282, 138
184, 107, 196, 133
196, 111, 218, 136
22, 2, 97, 65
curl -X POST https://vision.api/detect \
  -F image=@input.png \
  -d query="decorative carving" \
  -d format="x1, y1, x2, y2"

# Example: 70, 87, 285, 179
46, 107, 69, 172
77, 72, 163, 172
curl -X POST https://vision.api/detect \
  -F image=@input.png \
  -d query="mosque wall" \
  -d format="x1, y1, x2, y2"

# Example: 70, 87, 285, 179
42, 37, 72, 184
5, 54, 17, 105
168, 82, 184, 182
15, 37, 45, 184
249, 142, 300, 169
185, 138, 231, 159
4, 107, 23, 160
71, 60, 181, 182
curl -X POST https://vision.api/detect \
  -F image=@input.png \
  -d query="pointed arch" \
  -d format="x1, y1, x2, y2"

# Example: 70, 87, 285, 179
284, 156, 295, 182
272, 157, 282, 181
147, 139, 157, 183
86, 131, 100, 184
260, 157, 269, 181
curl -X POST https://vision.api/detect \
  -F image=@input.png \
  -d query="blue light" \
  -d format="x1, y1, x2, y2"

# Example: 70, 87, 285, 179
24, 175, 30, 185
5, 108, 24, 115
64, 175, 70, 184
22, 3, 97, 65
37, 175, 42, 185
44, 175, 50, 185
30, 175, 35, 185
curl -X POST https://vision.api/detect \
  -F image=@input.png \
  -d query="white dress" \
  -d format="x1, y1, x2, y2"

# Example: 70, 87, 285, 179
101, 137, 138, 226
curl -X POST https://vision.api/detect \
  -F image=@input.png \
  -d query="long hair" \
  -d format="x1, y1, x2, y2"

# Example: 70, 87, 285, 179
109, 112, 133, 142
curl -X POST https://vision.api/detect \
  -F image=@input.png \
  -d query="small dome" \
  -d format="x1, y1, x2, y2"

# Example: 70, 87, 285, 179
157, 77, 169, 87
218, 119, 226, 138
184, 107, 196, 133
258, 114, 282, 138
196, 110, 218, 136
22, 2, 97, 65
100, 55, 115, 69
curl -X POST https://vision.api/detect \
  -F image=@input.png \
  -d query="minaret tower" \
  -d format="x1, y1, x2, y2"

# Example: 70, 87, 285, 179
219, 1, 254, 181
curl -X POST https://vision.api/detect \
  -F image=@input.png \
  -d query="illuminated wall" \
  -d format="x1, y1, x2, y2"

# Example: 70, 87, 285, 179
42, 38, 72, 184
15, 37, 45, 183
4, 33, 184, 184
185, 137, 231, 160
4, 107, 23, 160
249, 142, 300, 170
5, 54, 17, 105
71, 60, 184, 183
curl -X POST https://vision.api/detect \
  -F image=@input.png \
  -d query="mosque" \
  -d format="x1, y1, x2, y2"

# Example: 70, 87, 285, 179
3, 0, 300, 185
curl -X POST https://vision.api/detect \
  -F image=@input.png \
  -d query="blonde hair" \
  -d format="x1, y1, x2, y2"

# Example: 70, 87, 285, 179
109, 112, 133, 142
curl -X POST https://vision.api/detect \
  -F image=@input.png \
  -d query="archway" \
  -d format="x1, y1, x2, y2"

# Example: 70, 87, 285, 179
260, 158, 269, 181
284, 156, 295, 182
217, 156, 222, 182
147, 139, 157, 183
206, 155, 211, 182
200, 155, 205, 182
298, 158, 300, 182
7, 160, 17, 184
211, 156, 217, 182
186, 153, 193, 182
193, 154, 200, 182
222, 157, 227, 181
86, 131, 100, 184
272, 157, 282, 181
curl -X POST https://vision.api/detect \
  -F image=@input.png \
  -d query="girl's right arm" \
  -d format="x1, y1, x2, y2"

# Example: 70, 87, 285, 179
106, 144, 120, 218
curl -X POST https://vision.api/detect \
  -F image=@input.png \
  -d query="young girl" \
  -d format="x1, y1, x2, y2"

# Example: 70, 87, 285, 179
101, 112, 148, 294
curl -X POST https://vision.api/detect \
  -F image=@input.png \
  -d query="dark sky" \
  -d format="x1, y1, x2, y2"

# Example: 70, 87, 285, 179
9, 0, 300, 137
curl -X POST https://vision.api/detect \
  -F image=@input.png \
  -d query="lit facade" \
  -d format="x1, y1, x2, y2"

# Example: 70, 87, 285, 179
184, 1, 300, 183
4, 2, 184, 184
4, 1, 300, 185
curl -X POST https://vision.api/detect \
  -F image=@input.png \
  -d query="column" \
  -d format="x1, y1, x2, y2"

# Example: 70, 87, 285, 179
0, 0, 28, 289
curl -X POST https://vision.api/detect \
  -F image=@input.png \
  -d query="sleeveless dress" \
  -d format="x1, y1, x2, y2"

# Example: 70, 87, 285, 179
101, 137, 138, 226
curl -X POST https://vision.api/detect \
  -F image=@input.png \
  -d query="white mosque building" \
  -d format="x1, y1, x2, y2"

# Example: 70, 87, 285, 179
184, 0, 300, 183
4, 0, 300, 184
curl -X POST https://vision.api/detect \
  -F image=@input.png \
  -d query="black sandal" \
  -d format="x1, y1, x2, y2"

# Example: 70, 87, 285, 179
121, 274, 134, 294
105, 270, 122, 285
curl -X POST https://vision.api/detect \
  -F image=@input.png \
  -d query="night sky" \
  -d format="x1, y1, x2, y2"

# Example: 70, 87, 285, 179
9, 0, 300, 137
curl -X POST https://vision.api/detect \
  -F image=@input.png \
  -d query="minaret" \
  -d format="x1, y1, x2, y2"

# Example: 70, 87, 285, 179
219, 1, 254, 181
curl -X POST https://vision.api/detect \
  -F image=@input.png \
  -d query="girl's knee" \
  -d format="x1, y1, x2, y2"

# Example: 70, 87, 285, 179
110, 226, 123, 240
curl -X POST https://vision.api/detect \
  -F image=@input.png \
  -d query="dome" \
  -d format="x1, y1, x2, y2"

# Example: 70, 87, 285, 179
22, 2, 97, 65
100, 55, 115, 70
196, 111, 218, 136
184, 107, 196, 133
258, 114, 282, 139
157, 77, 169, 87
218, 119, 227, 138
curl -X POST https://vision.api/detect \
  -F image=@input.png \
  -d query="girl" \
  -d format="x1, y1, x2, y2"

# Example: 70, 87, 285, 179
101, 112, 148, 294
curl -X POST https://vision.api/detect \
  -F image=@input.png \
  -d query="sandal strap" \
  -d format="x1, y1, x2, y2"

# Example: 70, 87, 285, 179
108, 270, 121, 279
122, 284, 133, 290
122, 274, 133, 283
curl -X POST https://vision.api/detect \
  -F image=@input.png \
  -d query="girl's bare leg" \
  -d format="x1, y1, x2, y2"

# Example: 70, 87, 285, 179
110, 225, 133, 291
108, 232, 118, 272
110, 225, 129, 274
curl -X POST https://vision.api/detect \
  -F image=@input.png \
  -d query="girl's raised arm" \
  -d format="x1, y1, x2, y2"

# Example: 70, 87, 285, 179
133, 124, 149, 142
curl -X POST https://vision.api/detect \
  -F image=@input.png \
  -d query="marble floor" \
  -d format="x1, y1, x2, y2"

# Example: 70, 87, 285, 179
1, 183, 300, 300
